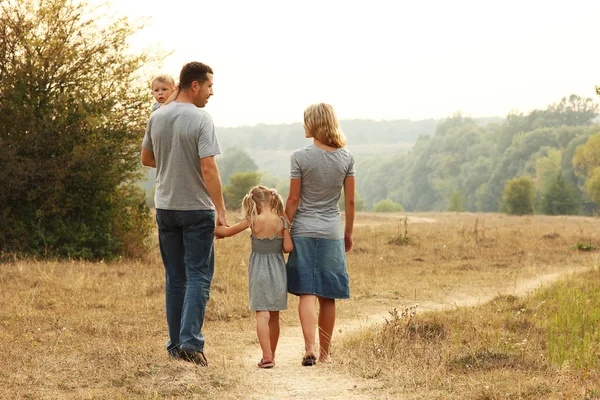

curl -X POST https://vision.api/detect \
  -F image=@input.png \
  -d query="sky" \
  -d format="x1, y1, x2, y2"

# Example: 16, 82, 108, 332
96, 0, 599, 127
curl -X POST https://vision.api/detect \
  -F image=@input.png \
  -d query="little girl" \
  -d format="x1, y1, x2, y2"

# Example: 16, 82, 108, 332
215, 186, 293, 369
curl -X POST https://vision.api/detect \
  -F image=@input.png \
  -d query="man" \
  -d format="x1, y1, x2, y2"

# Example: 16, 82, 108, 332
141, 61, 228, 366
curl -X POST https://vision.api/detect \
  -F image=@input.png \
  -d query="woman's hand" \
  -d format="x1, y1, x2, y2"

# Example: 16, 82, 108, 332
344, 233, 353, 253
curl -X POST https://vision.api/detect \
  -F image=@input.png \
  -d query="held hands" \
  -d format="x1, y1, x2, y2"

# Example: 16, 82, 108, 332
344, 233, 353, 253
214, 212, 229, 239
214, 225, 227, 239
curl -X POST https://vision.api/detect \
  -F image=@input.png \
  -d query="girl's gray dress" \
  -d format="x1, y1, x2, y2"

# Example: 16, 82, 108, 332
248, 218, 288, 311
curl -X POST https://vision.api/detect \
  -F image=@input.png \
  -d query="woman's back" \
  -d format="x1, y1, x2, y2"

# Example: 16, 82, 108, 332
290, 144, 354, 240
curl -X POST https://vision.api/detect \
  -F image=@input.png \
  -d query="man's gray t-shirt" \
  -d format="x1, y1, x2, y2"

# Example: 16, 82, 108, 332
289, 145, 355, 240
142, 102, 221, 210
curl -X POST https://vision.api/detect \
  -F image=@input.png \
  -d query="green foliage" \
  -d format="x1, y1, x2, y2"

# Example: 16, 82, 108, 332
0, 0, 156, 259
223, 171, 262, 210
540, 174, 581, 215
447, 190, 464, 212
585, 167, 600, 205
501, 176, 535, 215
217, 147, 259, 185
540, 270, 600, 369
372, 199, 404, 213
573, 132, 600, 178
574, 243, 596, 251
535, 148, 562, 193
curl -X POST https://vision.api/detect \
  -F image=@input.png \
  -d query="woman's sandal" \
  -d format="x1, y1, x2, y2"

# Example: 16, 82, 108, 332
257, 358, 275, 369
301, 355, 317, 366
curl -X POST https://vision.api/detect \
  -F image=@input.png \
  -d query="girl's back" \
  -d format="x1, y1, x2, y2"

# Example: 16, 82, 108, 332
252, 214, 286, 239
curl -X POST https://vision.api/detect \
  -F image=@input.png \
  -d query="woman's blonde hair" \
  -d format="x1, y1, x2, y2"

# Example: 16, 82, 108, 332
303, 103, 346, 148
240, 185, 286, 226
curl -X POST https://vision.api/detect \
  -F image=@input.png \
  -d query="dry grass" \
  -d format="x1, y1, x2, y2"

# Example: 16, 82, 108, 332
1, 212, 599, 399
336, 212, 600, 399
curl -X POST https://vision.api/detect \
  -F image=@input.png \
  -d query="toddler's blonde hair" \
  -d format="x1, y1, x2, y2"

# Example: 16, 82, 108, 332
304, 103, 346, 148
151, 73, 176, 88
241, 185, 286, 227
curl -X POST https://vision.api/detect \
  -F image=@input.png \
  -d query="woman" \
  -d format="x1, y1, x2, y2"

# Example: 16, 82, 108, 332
285, 103, 355, 366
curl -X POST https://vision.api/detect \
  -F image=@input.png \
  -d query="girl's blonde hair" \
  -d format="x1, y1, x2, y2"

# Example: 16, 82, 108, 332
240, 185, 286, 225
303, 103, 347, 148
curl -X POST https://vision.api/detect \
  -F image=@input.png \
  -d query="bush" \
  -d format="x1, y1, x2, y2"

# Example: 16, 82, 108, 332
373, 199, 404, 213
501, 176, 535, 215
0, 0, 157, 260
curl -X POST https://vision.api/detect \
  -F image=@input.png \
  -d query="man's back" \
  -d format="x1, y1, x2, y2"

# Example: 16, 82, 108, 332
143, 102, 221, 210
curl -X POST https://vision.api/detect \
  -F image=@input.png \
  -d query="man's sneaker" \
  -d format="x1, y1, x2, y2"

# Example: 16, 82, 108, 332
180, 348, 208, 366
168, 348, 181, 360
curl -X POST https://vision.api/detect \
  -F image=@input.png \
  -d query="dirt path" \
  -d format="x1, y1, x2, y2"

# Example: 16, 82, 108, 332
239, 268, 582, 400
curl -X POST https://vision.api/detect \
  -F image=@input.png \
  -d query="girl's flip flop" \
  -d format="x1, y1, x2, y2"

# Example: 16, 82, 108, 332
257, 358, 275, 368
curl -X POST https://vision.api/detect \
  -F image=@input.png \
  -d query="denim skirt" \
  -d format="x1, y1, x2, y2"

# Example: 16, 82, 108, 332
286, 236, 350, 299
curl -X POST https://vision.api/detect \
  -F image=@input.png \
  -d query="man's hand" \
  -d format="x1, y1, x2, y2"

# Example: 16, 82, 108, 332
344, 233, 353, 253
215, 212, 229, 239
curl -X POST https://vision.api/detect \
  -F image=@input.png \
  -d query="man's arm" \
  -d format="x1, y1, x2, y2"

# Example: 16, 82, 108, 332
141, 148, 156, 168
200, 156, 228, 227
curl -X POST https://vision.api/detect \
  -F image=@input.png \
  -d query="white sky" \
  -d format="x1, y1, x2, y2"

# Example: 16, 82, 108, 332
98, 0, 599, 127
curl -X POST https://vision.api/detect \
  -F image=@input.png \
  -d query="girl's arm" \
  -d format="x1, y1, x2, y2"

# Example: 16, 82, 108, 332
282, 224, 294, 253
214, 219, 250, 238
343, 176, 355, 252
285, 178, 301, 223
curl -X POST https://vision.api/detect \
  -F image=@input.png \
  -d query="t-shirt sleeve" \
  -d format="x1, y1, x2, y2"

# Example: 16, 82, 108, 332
141, 117, 153, 151
290, 152, 302, 179
197, 113, 221, 159
346, 153, 355, 177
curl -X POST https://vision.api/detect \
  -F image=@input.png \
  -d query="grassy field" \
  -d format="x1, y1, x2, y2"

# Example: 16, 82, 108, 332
1, 212, 599, 399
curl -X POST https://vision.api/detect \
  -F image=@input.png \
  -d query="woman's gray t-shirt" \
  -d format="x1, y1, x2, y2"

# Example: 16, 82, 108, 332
289, 144, 355, 240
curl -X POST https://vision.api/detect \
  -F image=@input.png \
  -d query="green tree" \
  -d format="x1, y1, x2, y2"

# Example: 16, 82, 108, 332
0, 0, 156, 259
217, 147, 259, 185
372, 199, 404, 213
541, 174, 581, 215
447, 190, 464, 212
584, 167, 600, 205
573, 132, 600, 179
501, 176, 536, 215
224, 172, 262, 210
535, 148, 562, 193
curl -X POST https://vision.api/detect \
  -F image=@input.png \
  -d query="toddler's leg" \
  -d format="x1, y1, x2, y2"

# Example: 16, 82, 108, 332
268, 311, 280, 359
256, 311, 273, 363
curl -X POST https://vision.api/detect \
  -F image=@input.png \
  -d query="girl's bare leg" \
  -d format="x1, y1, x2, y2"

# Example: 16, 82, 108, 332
317, 297, 336, 362
255, 311, 273, 363
298, 294, 317, 357
268, 311, 280, 359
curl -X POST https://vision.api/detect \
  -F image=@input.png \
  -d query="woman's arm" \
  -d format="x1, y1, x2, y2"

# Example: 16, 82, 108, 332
214, 219, 250, 238
285, 178, 301, 223
343, 176, 355, 252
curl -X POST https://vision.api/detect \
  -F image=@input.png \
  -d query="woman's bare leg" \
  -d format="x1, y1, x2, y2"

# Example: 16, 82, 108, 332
298, 294, 317, 357
317, 297, 336, 362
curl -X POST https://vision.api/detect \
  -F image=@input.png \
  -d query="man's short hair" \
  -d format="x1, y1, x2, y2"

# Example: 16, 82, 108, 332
151, 73, 176, 87
179, 62, 213, 89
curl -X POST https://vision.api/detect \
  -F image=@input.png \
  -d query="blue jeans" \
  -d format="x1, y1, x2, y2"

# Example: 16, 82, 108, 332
156, 209, 215, 354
